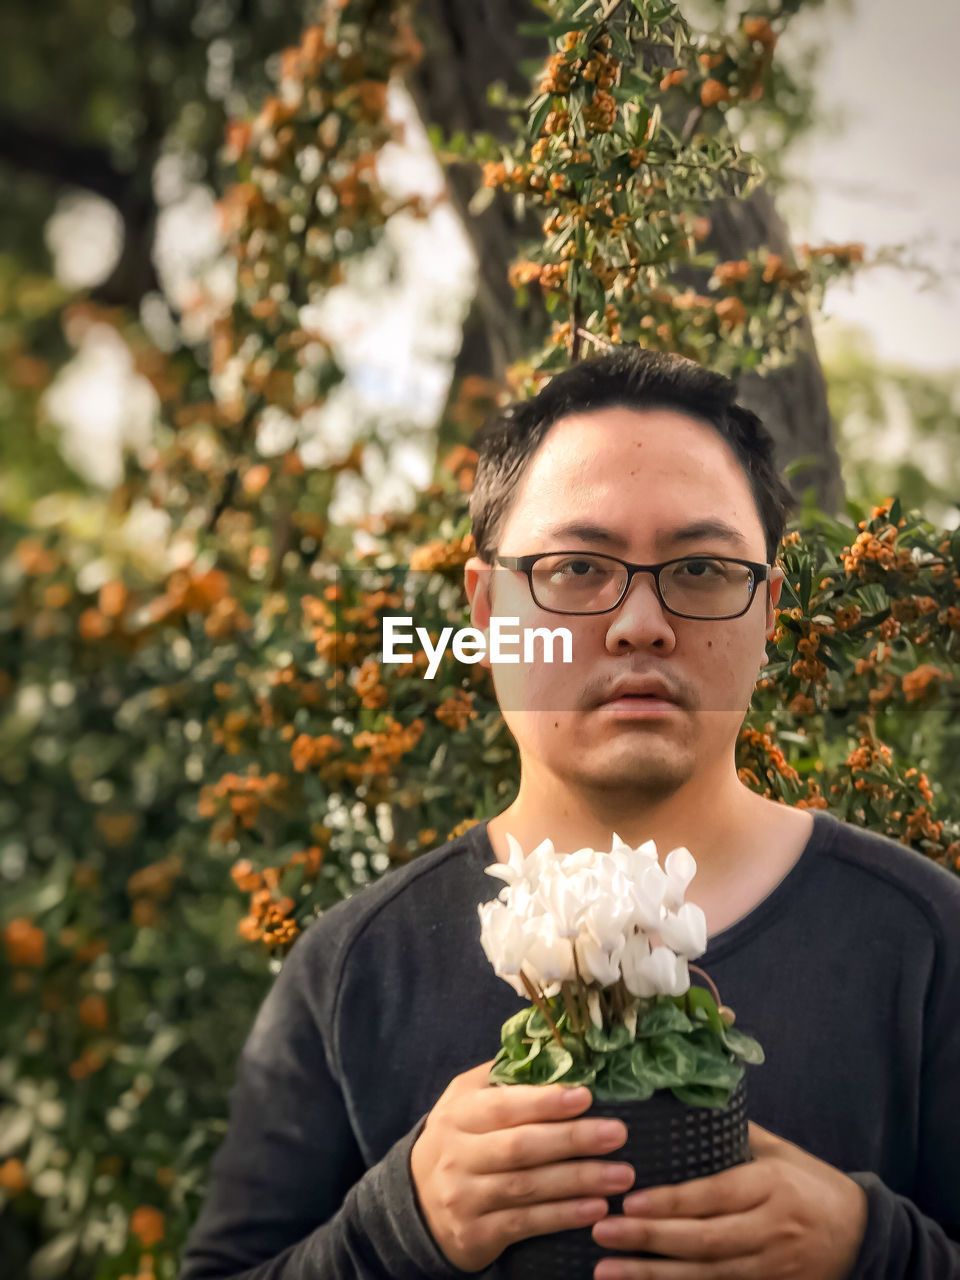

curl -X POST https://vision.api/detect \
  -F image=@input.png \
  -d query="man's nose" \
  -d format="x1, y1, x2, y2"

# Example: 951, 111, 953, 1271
603, 571, 677, 647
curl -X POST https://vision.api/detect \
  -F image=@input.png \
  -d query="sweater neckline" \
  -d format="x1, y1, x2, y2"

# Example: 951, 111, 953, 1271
466, 808, 838, 962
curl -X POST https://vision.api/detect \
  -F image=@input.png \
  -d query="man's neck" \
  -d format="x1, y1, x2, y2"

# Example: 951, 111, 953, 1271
486, 777, 800, 893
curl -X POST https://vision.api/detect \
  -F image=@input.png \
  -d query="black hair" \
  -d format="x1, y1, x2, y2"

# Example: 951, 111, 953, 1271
469, 345, 797, 568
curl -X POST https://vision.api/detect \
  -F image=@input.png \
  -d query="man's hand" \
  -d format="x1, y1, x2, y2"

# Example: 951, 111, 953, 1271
410, 1060, 637, 1272
588, 1119, 869, 1279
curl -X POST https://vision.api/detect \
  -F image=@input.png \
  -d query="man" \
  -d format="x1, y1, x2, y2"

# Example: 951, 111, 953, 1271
178, 347, 960, 1280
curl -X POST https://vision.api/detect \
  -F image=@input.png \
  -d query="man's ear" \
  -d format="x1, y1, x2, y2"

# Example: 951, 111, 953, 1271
463, 555, 494, 669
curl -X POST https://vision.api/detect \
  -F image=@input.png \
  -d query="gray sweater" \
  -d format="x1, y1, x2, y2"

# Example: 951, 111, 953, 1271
177, 808, 960, 1279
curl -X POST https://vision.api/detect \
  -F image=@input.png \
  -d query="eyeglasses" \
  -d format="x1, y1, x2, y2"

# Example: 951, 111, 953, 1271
493, 551, 770, 619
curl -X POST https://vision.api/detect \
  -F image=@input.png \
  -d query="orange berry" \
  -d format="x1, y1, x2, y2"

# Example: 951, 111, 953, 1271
701, 79, 732, 108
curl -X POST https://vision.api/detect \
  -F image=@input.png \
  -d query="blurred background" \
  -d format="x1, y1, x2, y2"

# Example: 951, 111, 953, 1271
1, 2, 958, 1279
4, 0, 959, 527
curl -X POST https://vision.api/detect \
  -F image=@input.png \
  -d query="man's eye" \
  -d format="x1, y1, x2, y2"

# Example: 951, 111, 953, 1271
676, 559, 725, 577
554, 559, 602, 577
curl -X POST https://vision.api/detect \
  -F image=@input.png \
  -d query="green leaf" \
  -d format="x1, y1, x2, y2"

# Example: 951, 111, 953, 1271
635, 1000, 695, 1038
595, 1050, 651, 1100
670, 1081, 733, 1108
489, 1040, 539, 1084
517, 19, 587, 37
0, 1109, 32, 1157
545, 223, 575, 255
585, 1021, 632, 1052
608, 25, 633, 60
526, 1004, 562, 1039
145, 1025, 185, 1066
500, 1007, 533, 1056
531, 1041, 575, 1084
685, 1040, 743, 1089
28, 1232, 79, 1280
564, 162, 594, 182
816, 646, 844, 674
648, 1, 679, 21
685, 985, 724, 1036
778, 577, 802, 609
503, 1037, 543, 1074
482, 714, 506, 746
721, 1025, 765, 1065
529, 95, 552, 139
629, 1039, 684, 1091
651, 1031, 698, 1080
799, 559, 812, 610
468, 185, 496, 216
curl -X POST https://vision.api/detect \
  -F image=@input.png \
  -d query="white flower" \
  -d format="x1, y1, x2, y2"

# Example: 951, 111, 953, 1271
623, 941, 690, 998
482, 831, 528, 891
561, 845, 602, 871
477, 898, 529, 998
575, 927, 626, 987
609, 831, 660, 883
622, 995, 640, 1039
657, 901, 707, 959
478, 829, 702, 1005
586, 987, 605, 1031
619, 929, 651, 995
662, 845, 697, 911
534, 866, 588, 939
484, 832, 556, 892
523, 914, 577, 997
627, 861, 670, 931
577, 866, 635, 950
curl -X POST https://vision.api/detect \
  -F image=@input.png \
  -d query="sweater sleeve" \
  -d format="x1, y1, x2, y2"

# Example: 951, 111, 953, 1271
843, 902, 960, 1279
845, 1174, 960, 1279
176, 927, 475, 1280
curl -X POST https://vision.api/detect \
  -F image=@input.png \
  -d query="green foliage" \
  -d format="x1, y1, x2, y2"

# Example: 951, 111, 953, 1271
489, 989, 763, 1105
0, 1, 957, 1278
455, 0, 868, 383
822, 326, 960, 533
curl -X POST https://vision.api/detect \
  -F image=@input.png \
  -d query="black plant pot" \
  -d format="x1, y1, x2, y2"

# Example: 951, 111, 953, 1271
495, 1075, 750, 1280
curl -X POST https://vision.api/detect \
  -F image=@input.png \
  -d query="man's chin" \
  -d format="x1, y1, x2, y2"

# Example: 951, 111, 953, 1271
556, 754, 693, 796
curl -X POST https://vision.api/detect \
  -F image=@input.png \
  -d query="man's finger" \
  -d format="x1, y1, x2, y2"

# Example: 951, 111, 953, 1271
622, 1159, 768, 1218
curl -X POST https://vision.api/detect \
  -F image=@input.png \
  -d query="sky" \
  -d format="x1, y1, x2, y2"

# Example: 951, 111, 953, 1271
39, 0, 960, 522
791, 0, 960, 371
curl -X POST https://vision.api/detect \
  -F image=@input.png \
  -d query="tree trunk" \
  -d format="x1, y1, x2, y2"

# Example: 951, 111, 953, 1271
698, 186, 845, 516
406, 0, 845, 517
404, 0, 555, 383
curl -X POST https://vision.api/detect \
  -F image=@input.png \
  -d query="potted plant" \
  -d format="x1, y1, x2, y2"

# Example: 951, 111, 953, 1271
477, 831, 764, 1277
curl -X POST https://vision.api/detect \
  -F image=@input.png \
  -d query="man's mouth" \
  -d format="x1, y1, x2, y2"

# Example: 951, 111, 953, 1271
599, 694, 680, 715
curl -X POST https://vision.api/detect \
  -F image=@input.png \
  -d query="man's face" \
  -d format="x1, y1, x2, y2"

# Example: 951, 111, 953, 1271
463, 405, 784, 801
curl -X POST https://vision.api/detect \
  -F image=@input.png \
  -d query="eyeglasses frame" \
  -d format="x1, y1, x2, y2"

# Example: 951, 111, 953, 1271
492, 551, 771, 620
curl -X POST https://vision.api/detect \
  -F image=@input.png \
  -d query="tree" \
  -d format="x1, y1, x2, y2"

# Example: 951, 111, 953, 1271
405, 0, 844, 508
1, 4, 957, 1278
1, 0, 844, 511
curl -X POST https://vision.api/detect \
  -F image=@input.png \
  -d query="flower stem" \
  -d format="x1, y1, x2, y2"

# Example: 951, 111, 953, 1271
688, 964, 722, 1009
571, 943, 591, 1030
617, 980, 629, 1022
520, 968, 565, 1050
560, 980, 582, 1033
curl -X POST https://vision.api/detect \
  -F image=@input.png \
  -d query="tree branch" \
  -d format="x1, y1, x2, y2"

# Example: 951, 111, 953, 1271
0, 115, 130, 204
